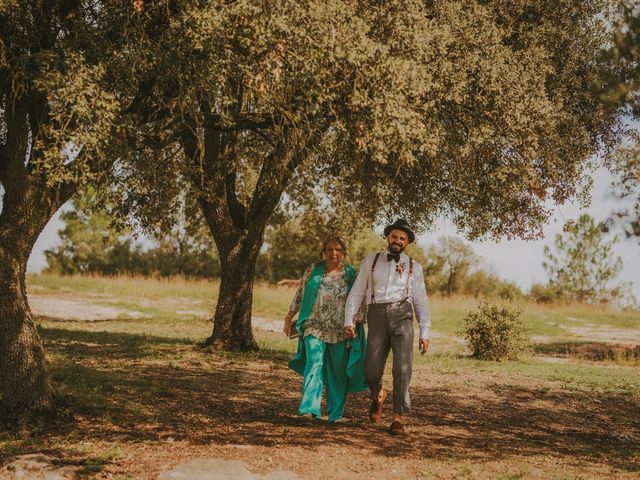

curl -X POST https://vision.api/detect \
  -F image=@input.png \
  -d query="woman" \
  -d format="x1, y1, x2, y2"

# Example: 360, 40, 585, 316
284, 235, 367, 423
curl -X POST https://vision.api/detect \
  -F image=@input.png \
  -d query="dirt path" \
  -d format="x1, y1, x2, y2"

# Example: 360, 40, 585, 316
6, 329, 636, 480
8, 294, 639, 478
30, 296, 150, 321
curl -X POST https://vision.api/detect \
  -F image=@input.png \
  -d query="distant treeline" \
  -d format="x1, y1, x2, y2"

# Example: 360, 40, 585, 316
46, 202, 635, 307
45, 201, 523, 300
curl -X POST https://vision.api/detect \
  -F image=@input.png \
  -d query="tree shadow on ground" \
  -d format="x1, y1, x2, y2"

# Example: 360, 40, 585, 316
40, 326, 195, 361
13, 327, 640, 473
398, 383, 639, 470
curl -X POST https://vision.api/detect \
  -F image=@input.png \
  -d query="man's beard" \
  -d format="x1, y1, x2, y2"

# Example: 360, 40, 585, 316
388, 242, 405, 254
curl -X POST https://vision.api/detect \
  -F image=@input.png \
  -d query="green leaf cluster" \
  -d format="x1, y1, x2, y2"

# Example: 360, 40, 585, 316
107, 0, 621, 242
460, 301, 530, 361
542, 213, 625, 303
45, 193, 220, 278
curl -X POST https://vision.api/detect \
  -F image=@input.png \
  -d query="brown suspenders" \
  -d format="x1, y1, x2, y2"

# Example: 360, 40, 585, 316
370, 253, 381, 303
369, 252, 413, 304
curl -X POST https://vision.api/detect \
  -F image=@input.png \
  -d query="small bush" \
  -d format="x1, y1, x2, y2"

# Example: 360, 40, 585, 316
460, 302, 530, 361
529, 282, 565, 303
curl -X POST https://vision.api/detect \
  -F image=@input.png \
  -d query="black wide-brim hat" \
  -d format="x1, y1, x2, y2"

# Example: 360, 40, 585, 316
383, 219, 416, 243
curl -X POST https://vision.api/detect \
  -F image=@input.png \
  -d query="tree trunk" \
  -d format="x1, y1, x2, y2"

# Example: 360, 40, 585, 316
203, 230, 263, 352
181, 110, 322, 353
0, 200, 61, 424
0, 243, 54, 424
0, 169, 74, 424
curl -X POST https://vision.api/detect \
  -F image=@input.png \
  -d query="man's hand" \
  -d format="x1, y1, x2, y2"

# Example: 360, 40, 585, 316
418, 338, 429, 355
343, 326, 356, 339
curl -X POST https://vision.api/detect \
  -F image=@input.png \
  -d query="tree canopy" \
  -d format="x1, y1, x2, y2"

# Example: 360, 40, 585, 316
114, 0, 621, 238
91, 0, 625, 350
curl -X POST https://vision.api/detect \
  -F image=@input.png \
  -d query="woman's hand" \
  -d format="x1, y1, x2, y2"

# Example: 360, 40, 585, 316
343, 326, 356, 339
283, 317, 292, 336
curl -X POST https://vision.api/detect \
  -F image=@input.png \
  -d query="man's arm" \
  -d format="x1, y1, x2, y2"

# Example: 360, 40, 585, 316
344, 255, 371, 327
412, 262, 431, 341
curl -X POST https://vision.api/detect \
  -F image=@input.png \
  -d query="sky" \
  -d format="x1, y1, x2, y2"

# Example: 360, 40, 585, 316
25, 166, 640, 299
418, 167, 640, 299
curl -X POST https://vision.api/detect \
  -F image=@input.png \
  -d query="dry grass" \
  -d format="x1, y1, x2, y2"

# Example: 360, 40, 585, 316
1, 274, 637, 479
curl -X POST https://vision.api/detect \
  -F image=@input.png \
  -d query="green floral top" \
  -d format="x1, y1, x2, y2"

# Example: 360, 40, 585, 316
287, 263, 351, 343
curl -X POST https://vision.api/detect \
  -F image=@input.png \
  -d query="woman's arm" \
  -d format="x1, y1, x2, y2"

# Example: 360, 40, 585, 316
283, 263, 314, 334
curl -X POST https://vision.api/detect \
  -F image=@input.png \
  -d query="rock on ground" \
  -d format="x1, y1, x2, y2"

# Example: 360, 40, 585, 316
158, 459, 299, 480
0, 454, 78, 480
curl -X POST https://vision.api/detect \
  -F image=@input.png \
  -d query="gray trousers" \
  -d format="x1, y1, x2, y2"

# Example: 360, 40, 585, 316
365, 301, 414, 414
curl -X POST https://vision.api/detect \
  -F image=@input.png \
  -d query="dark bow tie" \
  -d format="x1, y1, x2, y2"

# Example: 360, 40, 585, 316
387, 253, 401, 263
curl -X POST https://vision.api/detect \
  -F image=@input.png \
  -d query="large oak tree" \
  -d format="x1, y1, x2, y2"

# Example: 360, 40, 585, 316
116, 0, 621, 352
0, 0, 161, 424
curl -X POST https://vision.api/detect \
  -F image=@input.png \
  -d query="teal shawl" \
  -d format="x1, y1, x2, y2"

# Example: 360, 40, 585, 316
288, 261, 367, 393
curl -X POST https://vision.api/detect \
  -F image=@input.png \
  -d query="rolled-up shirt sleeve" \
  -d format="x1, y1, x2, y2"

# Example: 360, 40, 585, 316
412, 262, 431, 339
344, 256, 371, 327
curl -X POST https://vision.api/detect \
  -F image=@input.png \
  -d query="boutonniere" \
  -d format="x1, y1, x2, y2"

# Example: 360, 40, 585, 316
395, 262, 406, 275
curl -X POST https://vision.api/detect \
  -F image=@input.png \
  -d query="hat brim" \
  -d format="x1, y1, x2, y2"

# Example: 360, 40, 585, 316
384, 225, 415, 243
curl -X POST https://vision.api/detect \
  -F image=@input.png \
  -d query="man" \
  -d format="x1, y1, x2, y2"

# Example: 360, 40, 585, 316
344, 219, 430, 435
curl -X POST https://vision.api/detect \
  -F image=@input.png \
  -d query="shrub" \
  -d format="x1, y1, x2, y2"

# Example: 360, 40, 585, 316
460, 302, 530, 361
529, 282, 565, 303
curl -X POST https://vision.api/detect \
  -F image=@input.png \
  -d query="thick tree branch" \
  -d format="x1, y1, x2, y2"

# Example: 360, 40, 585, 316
2, 96, 29, 194
0, 153, 7, 187
181, 122, 239, 245
0, 68, 9, 94
247, 123, 328, 228
204, 113, 277, 132
25, 91, 50, 164
224, 152, 247, 230
125, 74, 160, 120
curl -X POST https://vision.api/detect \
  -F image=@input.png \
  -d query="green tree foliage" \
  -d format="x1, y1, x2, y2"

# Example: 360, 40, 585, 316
600, 2, 640, 241
462, 270, 523, 301
254, 208, 372, 281
529, 282, 567, 303
45, 195, 220, 278
600, 1, 640, 114
608, 132, 640, 242
0, 0, 142, 422
108, 0, 621, 351
543, 214, 625, 303
422, 236, 523, 299
461, 302, 530, 361
346, 230, 388, 270
425, 236, 479, 296
44, 199, 143, 276
257, 221, 323, 283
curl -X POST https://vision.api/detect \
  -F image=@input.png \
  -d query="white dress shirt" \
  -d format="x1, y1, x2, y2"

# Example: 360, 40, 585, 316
344, 250, 431, 339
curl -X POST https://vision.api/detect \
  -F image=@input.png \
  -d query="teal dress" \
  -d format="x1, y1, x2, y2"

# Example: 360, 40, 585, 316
288, 261, 367, 422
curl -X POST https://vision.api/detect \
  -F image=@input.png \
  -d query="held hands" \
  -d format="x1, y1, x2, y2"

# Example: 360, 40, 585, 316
418, 338, 429, 356
343, 326, 356, 339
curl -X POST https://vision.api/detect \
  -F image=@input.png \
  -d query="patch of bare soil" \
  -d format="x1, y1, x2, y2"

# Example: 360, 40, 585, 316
3, 327, 637, 480
560, 324, 640, 345
30, 297, 149, 321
